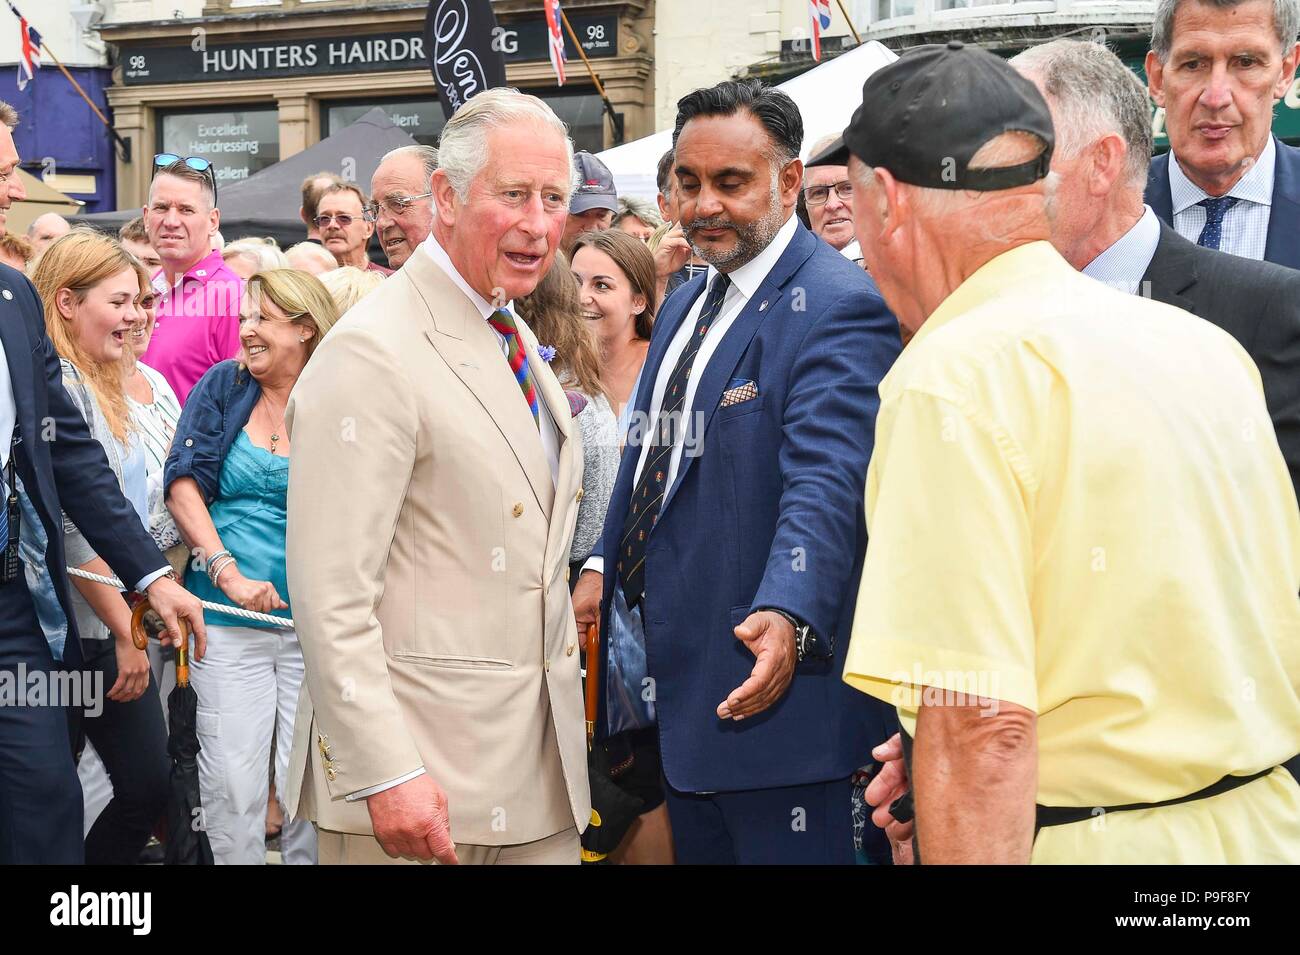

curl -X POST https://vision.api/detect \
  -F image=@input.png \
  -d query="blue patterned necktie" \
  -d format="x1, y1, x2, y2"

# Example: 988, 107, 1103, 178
1196, 195, 1240, 250
617, 272, 731, 609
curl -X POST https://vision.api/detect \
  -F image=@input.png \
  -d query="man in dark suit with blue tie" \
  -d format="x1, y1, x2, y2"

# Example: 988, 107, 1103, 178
573, 80, 902, 864
0, 104, 205, 864
1143, 0, 1300, 268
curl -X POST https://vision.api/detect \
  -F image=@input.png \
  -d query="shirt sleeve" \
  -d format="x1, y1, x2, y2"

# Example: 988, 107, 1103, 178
842, 387, 1039, 716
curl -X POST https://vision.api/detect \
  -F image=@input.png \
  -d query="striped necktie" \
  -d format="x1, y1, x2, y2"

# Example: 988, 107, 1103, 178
487, 309, 540, 427
617, 272, 732, 609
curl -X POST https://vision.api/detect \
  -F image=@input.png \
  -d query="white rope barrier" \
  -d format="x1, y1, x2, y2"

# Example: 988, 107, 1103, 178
66, 566, 296, 629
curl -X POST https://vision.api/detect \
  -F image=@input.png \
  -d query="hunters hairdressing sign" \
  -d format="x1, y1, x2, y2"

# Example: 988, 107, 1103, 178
120, 15, 617, 87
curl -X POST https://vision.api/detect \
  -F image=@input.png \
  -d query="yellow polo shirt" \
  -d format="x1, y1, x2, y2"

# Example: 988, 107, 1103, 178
844, 241, 1300, 863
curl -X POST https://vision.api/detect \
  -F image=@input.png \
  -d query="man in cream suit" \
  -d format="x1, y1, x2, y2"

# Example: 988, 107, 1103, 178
284, 88, 589, 865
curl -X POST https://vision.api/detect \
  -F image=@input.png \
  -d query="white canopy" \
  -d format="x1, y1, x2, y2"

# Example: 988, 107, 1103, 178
597, 41, 900, 202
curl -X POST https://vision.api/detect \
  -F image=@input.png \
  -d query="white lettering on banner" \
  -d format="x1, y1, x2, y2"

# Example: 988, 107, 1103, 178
432, 0, 486, 114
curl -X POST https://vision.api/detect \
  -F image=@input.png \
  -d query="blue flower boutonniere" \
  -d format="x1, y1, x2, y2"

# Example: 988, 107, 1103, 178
537, 344, 557, 363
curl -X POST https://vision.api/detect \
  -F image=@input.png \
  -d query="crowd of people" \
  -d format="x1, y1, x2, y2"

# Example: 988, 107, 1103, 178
0, 0, 1297, 866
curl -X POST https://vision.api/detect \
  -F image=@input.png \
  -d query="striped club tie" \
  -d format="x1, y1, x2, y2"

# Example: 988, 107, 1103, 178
617, 272, 732, 609
487, 309, 540, 428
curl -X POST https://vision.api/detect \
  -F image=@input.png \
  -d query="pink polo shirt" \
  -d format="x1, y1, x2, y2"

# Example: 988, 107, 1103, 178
142, 249, 243, 405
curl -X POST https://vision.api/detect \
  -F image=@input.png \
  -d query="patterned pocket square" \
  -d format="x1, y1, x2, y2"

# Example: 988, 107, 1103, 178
720, 380, 759, 407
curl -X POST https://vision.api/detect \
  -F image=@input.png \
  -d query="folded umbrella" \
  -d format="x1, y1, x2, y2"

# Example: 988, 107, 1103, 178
581, 622, 644, 864
130, 600, 214, 865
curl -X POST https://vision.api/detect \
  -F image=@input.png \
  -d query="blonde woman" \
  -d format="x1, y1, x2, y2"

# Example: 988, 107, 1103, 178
165, 269, 338, 865
32, 230, 168, 865
318, 265, 383, 317
222, 238, 290, 282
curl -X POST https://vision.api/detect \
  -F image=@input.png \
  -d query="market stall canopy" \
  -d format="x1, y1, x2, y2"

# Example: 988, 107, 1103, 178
596, 41, 900, 202
7, 169, 84, 236
78, 107, 420, 248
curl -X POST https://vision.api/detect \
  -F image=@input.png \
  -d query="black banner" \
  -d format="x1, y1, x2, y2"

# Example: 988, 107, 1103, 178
119, 15, 617, 87
426, 0, 507, 120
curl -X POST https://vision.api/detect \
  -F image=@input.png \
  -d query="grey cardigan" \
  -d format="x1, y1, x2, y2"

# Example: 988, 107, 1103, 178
571, 391, 621, 563
60, 360, 132, 642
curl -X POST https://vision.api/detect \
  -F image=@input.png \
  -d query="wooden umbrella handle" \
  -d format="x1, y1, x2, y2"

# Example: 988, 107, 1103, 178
584, 622, 600, 747
130, 599, 193, 686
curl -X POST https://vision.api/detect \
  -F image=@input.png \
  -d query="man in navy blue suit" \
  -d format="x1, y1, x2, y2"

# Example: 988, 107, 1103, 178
573, 79, 902, 864
1144, 0, 1300, 268
0, 103, 205, 864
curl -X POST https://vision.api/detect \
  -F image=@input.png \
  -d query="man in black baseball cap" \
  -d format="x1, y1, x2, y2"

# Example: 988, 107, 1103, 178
840, 40, 1300, 867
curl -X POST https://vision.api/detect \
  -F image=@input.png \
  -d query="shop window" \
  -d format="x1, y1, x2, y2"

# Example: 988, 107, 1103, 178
873, 0, 917, 20
158, 107, 280, 186
324, 99, 447, 148
543, 91, 606, 153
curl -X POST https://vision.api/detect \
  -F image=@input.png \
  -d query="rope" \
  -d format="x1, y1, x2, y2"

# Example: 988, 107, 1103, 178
66, 566, 296, 629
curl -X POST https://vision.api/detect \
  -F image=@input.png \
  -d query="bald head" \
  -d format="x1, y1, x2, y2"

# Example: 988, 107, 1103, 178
27, 213, 70, 254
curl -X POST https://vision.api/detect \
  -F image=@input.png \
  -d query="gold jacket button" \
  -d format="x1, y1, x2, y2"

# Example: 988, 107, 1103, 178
566, 567, 571, 582
326, 768, 337, 781
576, 488, 584, 501
566, 644, 575, 656
512, 502, 524, 518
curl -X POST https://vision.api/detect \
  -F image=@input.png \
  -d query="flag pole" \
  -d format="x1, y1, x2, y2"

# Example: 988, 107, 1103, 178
834, 0, 863, 45
558, 9, 625, 145
38, 41, 131, 163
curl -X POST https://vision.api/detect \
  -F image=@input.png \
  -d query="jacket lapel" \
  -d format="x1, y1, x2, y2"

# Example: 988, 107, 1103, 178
405, 247, 555, 520
1265, 137, 1300, 270
1146, 152, 1174, 225
1141, 223, 1199, 315
660, 224, 817, 515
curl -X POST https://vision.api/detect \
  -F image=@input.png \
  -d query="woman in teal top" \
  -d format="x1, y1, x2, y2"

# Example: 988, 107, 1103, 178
166, 270, 338, 866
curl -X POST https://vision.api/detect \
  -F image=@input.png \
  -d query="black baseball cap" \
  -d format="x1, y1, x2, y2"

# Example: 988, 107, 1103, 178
808, 41, 1054, 192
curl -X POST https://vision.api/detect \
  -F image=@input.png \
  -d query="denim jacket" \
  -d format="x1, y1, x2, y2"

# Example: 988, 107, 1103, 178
164, 359, 261, 504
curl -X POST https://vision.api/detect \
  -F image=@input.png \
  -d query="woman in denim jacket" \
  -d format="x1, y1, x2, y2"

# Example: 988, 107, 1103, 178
32, 230, 169, 865
165, 269, 337, 865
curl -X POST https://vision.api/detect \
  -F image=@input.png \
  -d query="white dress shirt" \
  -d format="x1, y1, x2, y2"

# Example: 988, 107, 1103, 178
1082, 205, 1162, 294
585, 214, 799, 577
347, 234, 563, 803
1169, 136, 1274, 261
0, 336, 15, 470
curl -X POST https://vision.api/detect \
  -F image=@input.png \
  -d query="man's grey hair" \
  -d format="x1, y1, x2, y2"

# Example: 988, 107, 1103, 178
437, 88, 576, 201
803, 134, 845, 185
1151, 0, 1300, 60
380, 144, 439, 185
1011, 40, 1154, 187
615, 195, 663, 229
0, 101, 17, 129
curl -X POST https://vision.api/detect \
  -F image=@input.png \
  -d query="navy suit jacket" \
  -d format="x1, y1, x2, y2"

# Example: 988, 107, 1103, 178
595, 223, 902, 793
1146, 137, 1300, 270
0, 263, 164, 666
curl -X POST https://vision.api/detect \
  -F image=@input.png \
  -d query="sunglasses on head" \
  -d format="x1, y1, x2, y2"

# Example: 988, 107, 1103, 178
153, 153, 218, 203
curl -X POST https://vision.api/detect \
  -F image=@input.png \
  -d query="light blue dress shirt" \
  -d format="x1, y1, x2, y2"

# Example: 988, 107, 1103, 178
1168, 137, 1274, 261
1082, 205, 1162, 293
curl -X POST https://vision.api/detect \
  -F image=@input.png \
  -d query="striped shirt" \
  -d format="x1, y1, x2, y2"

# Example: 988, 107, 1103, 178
128, 361, 183, 549
1168, 136, 1274, 261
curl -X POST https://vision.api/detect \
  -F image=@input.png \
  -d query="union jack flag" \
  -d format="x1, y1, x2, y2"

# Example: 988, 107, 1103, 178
544, 0, 566, 86
809, 0, 832, 62
8, 3, 41, 91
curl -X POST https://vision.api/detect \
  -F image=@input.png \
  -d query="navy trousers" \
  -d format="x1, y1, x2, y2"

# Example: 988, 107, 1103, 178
664, 776, 856, 865
0, 573, 83, 864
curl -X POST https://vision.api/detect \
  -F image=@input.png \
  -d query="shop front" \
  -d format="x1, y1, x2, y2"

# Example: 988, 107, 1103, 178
101, 1, 654, 209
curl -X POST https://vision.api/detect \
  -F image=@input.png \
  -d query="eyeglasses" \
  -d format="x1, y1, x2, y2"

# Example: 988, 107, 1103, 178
153, 153, 218, 203
363, 192, 434, 222
803, 180, 853, 206
315, 213, 359, 228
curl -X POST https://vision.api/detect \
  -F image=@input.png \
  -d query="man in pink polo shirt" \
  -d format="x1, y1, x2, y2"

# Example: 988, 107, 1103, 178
142, 158, 243, 404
